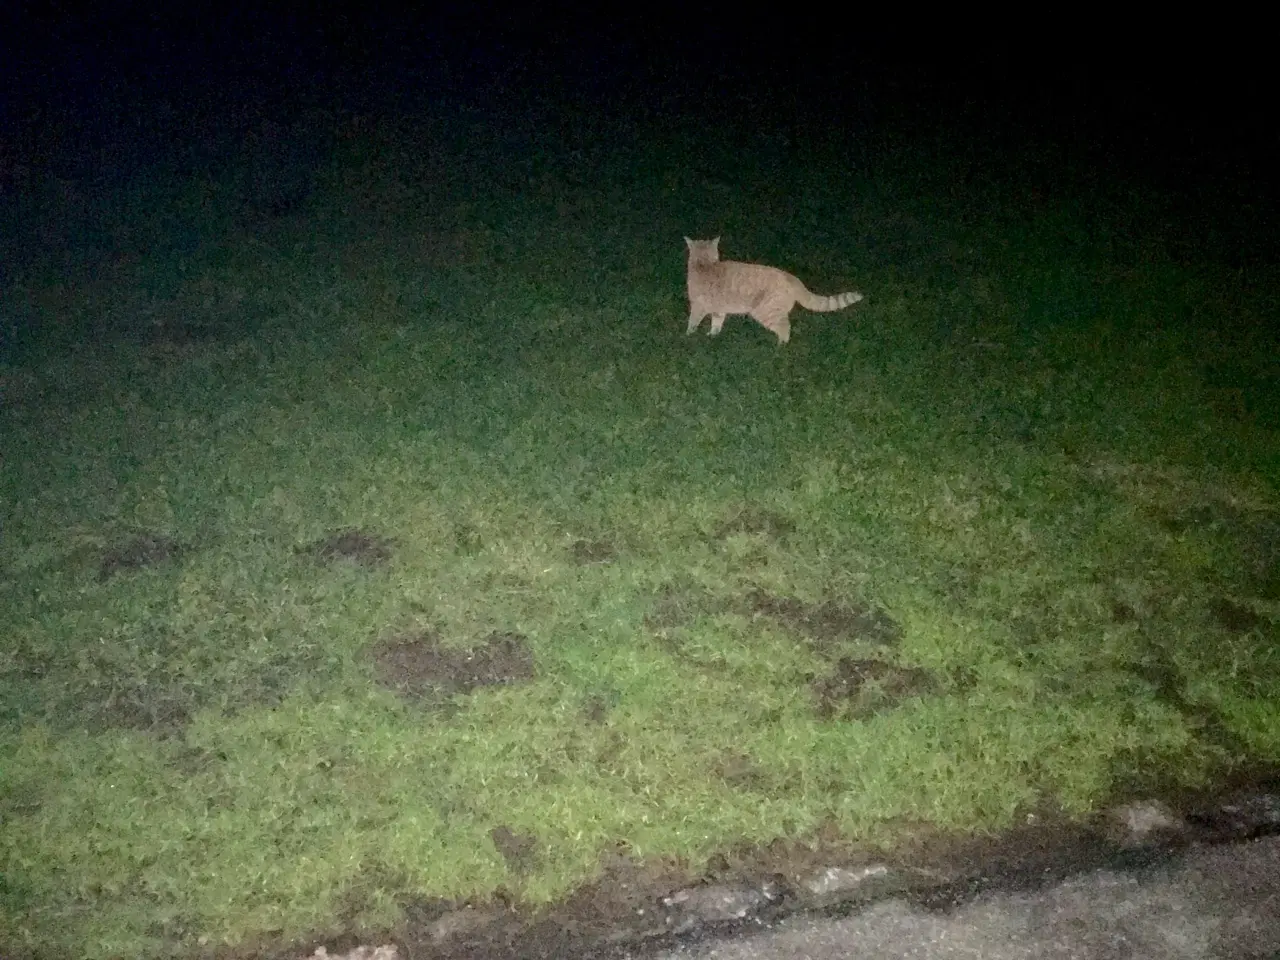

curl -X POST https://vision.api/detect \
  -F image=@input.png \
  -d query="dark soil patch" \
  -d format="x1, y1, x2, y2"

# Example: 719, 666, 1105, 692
398, 844, 694, 960
569, 538, 617, 565
745, 588, 903, 652
1208, 596, 1265, 633
812, 657, 936, 719
98, 532, 184, 581
302, 529, 397, 567
1111, 600, 1138, 623
490, 825, 541, 876
713, 507, 796, 541
582, 694, 612, 724
370, 630, 536, 703
93, 689, 194, 734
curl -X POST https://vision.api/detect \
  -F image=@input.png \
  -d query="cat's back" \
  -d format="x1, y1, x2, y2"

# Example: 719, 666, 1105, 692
691, 257, 792, 302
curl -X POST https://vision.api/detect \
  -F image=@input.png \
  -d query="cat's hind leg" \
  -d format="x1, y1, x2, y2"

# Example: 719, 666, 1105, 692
687, 308, 707, 335
752, 303, 792, 344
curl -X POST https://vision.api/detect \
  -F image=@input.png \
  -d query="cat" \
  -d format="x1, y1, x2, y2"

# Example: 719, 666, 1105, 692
684, 237, 863, 344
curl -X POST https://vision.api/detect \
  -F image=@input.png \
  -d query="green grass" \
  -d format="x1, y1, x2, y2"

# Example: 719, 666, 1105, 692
2, 107, 1278, 957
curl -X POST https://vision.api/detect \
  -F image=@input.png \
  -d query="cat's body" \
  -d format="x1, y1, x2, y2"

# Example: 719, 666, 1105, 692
684, 237, 863, 344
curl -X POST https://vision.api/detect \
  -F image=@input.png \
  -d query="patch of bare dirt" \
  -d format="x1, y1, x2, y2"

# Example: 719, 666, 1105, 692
811, 657, 936, 720
398, 843, 696, 960
93, 689, 194, 733
645, 586, 904, 653
643, 586, 925, 719
582, 694, 611, 724
303, 529, 397, 567
98, 532, 185, 581
744, 588, 903, 652
370, 630, 536, 703
1208, 596, 1266, 633
1111, 600, 1139, 623
569, 538, 617, 565
490, 825, 541, 876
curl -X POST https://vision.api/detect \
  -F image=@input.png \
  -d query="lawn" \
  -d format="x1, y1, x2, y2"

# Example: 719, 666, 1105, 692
2, 99, 1278, 957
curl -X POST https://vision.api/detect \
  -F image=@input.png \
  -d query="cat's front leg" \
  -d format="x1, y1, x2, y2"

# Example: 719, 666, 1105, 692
709, 313, 727, 335
687, 309, 706, 335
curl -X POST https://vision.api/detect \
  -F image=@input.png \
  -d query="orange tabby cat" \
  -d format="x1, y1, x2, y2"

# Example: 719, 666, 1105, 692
684, 237, 863, 344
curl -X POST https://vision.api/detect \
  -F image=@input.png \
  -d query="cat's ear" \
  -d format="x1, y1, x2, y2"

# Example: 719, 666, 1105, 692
684, 236, 694, 250
710, 237, 720, 252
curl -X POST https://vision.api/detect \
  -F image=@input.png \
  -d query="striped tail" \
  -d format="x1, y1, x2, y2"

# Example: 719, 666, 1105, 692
797, 288, 864, 312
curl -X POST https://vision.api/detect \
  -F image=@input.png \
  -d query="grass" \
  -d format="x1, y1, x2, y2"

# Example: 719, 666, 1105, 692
2, 101, 1278, 957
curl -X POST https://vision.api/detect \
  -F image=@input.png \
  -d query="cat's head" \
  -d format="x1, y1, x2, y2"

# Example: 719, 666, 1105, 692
684, 236, 720, 262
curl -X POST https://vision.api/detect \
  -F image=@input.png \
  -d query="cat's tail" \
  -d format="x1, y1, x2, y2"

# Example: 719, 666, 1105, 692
797, 288, 864, 312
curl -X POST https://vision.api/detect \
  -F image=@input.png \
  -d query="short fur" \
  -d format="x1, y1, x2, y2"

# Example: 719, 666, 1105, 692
684, 237, 863, 344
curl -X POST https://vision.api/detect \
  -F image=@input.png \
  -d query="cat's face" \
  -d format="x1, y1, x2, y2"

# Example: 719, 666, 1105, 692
684, 237, 720, 262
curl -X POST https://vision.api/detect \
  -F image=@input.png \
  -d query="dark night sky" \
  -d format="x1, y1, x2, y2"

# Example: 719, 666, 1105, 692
1, 5, 1275, 205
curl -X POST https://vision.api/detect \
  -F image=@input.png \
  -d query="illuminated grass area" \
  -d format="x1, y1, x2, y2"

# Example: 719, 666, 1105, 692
2, 107, 1277, 957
